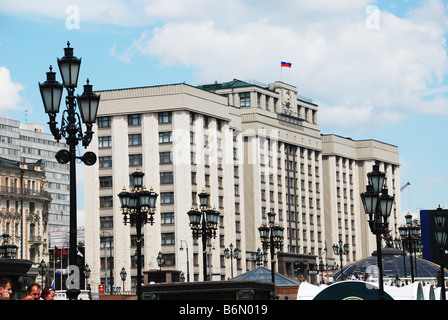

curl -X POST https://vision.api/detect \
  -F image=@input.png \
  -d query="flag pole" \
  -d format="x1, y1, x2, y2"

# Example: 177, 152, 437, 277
280, 58, 283, 82
53, 247, 56, 289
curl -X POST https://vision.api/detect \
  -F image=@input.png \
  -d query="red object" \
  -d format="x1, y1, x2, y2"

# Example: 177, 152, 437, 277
62, 247, 67, 256
99, 284, 105, 295
55, 246, 60, 257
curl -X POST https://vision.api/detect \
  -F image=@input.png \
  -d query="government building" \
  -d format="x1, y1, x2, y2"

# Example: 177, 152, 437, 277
84, 79, 401, 292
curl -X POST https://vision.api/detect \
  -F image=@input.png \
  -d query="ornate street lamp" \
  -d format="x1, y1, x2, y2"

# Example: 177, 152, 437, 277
434, 205, 447, 300
332, 238, 349, 281
38, 260, 47, 288
120, 267, 127, 292
39, 42, 100, 300
83, 264, 91, 290
224, 243, 240, 278
157, 251, 165, 272
251, 248, 267, 268
118, 168, 158, 300
187, 190, 220, 281
360, 161, 394, 300
398, 213, 421, 282
258, 209, 284, 284
0, 234, 17, 259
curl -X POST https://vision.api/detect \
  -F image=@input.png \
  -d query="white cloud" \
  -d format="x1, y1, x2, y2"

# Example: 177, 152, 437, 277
122, 1, 448, 132
3, 0, 447, 133
0, 67, 25, 114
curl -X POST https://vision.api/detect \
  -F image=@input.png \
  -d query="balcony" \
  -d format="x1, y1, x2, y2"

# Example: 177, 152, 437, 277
28, 236, 43, 244
0, 186, 52, 201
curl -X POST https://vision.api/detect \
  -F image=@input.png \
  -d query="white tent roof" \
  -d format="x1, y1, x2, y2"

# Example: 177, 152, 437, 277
296, 280, 440, 300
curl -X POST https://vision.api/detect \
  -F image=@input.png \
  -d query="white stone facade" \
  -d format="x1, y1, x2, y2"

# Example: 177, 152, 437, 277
84, 80, 401, 291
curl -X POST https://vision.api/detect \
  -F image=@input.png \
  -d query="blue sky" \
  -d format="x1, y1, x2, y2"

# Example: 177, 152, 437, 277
0, 0, 447, 225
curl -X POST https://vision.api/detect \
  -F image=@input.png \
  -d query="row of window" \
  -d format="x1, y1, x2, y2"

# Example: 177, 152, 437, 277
98, 150, 235, 168
100, 192, 175, 208
100, 212, 175, 228
98, 112, 224, 130
100, 132, 177, 149
97, 112, 173, 129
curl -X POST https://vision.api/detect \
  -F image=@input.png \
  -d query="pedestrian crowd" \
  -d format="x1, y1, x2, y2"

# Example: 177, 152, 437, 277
0, 278, 55, 300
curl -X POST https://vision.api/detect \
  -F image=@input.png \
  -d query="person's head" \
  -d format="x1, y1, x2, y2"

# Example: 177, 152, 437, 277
41, 287, 55, 300
26, 283, 41, 300
0, 278, 12, 294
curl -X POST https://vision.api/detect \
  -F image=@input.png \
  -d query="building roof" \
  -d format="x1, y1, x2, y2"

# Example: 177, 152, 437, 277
231, 267, 299, 285
197, 79, 263, 91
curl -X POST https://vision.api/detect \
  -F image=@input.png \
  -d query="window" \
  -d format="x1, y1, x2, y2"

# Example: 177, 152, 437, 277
100, 196, 113, 208
159, 151, 172, 164
99, 156, 112, 168
128, 114, 141, 126
100, 216, 113, 228
129, 154, 142, 167
99, 176, 113, 188
161, 212, 175, 224
162, 233, 175, 245
158, 112, 172, 124
128, 134, 142, 146
160, 192, 174, 204
160, 172, 174, 184
239, 92, 251, 107
99, 136, 112, 148
159, 132, 172, 144
97, 116, 111, 128
164, 253, 176, 266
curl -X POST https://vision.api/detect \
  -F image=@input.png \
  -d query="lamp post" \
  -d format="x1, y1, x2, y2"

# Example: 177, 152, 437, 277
394, 237, 408, 278
120, 267, 127, 293
258, 209, 284, 284
83, 264, 91, 290
434, 205, 447, 300
398, 213, 420, 282
332, 238, 349, 281
39, 42, 100, 300
224, 243, 240, 278
118, 168, 158, 300
360, 161, 394, 300
38, 260, 47, 288
187, 190, 220, 281
179, 240, 190, 282
251, 248, 267, 269
157, 251, 165, 272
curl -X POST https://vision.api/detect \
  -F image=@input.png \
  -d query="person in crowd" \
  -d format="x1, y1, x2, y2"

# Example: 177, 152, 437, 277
40, 287, 55, 300
0, 278, 13, 300
22, 283, 41, 300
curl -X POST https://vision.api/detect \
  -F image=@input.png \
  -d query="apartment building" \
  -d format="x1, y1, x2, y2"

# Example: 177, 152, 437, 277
0, 156, 52, 262
84, 79, 401, 291
0, 118, 71, 248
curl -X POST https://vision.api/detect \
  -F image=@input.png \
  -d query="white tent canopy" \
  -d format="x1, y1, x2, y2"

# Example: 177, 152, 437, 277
296, 280, 443, 300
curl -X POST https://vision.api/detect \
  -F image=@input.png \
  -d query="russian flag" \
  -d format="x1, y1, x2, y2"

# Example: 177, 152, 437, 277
281, 61, 292, 68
